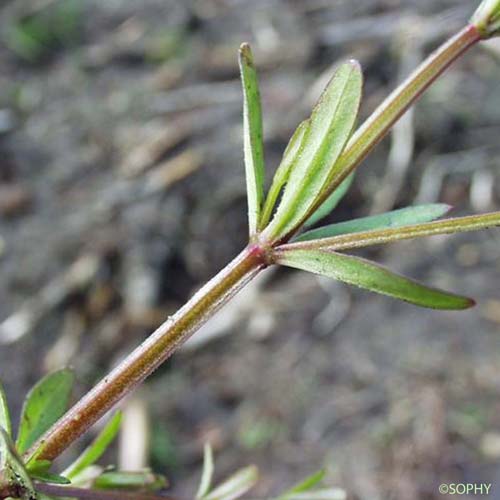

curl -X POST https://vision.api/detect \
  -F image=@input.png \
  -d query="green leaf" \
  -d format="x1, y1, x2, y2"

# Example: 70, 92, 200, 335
264, 61, 362, 240
260, 120, 310, 229
296, 203, 451, 242
27, 459, 52, 474
196, 443, 214, 499
304, 173, 355, 228
239, 43, 265, 236
93, 471, 167, 491
276, 249, 474, 310
64, 411, 122, 480
0, 427, 37, 500
30, 470, 70, 485
203, 465, 258, 500
27, 458, 70, 485
16, 368, 74, 454
282, 211, 500, 252
277, 488, 346, 500
0, 380, 12, 437
279, 469, 326, 497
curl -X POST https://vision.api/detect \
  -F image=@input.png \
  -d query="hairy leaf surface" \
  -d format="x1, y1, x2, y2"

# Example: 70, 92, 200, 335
276, 249, 474, 310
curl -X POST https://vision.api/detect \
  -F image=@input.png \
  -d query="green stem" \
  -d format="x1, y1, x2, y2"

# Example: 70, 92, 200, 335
27, 246, 266, 462
276, 212, 500, 252
289, 24, 481, 240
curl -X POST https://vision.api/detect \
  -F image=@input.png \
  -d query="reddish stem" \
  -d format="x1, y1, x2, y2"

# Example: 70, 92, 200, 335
35, 482, 178, 500
28, 246, 265, 462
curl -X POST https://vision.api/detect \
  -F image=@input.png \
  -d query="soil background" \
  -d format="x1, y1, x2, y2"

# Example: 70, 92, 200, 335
1, 1, 500, 499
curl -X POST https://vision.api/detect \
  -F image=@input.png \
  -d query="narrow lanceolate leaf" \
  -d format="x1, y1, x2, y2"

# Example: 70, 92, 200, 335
196, 443, 215, 499
264, 61, 362, 241
30, 470, 70, 485
64, 411, 122, 480
239, 43, 265, 236
260, 120, 309, 229
304, 173, 355, 228
297, 203, 450, 242
203, 465, 258, 500
282, 211, 500, 252
278, 488, 346, 500
279, 469, 326, 497
276, 249, 474, 310
16, 368, 74, 454
26, 458, 69, 484
0, 380, 12, 436
308, 26, 481, 221
93, 471, 167, 491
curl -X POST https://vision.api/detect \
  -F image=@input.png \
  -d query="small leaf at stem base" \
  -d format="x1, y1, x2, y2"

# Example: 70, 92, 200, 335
16, 369, 74, 455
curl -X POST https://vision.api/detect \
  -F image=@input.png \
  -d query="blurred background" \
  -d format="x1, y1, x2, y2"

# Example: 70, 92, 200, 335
1, 0, 500, 498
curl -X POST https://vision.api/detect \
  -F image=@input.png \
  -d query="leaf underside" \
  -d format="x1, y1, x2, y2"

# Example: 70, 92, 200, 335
203, 465, 258, 500
239, 43, 265, 236
276, 249, 474, 310
296, 203, 451, 242
265, 60, 363, 240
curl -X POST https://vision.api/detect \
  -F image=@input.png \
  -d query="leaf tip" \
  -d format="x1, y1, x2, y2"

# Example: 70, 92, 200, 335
347, 58, 362, 70
239, 42, 254, 66
464, 297, 477, 309
440, 203, 454, 215
446, 294, 476, 310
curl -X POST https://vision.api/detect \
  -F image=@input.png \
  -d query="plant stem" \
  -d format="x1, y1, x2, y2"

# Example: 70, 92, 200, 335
27, 246, 266, 462
34, 482, 178, 500
21, 20, 486, 466
292, 24, 481, 239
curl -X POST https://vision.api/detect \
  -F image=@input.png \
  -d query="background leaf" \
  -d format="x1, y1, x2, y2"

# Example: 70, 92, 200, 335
265, 61, 362, 240
297, 203, 451, 241
277, 489, 346, 500
279, 469, 326, 496
93, 471, 167, 491
64, 411, 122, 480
276, 249, 474, 310
203, 465, 258, 500
0, 380, 12, 436
196, 443, 214, 499
30, 470, 70, 485
16, 368, 74, 454
304, 173, 355, 228
239, 43, 265, 235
